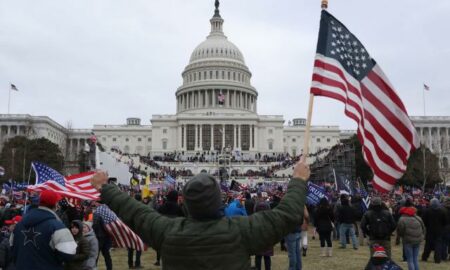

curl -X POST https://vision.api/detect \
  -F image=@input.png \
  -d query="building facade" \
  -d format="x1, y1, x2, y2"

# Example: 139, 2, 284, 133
0, 2, 448, 183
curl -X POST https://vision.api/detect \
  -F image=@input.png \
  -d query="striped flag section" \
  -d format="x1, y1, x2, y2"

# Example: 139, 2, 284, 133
310, 11, 419, 192
27, 162, 99, 200
95, 204, 145, 251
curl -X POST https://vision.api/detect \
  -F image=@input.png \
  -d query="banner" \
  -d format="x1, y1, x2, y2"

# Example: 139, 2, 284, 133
307, 182, 327, 205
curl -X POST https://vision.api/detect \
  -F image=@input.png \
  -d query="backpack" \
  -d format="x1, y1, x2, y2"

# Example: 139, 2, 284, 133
369, 211, 390, 239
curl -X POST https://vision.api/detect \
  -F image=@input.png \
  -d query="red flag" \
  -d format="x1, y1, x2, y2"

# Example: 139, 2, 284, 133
310, 11, 419, 192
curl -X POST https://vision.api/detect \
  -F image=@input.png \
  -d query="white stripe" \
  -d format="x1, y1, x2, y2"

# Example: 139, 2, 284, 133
372, 175, 394, 191
312, 55, 406, 180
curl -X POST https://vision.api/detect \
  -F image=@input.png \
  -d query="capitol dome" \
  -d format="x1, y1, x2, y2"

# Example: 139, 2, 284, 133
189, 34, 245, 64
176, 1, 258, 114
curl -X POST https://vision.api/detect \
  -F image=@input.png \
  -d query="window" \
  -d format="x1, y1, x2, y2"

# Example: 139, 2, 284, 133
138, 138, 142, 142
112, 138, 117, 142
125, 138, 129, 142
327, 138, 331, 142
199, 72, 202, 80
163, 129, 167, 134
148, 138, 152, 142
292, 138, 296, 142
162, 140, 167, 150
268, 129, 273, 135
187, 125, 196, 151
317, 138, 321, 142
210, 71, 213, 79
268, 141, 273, 150
216, 70, 219, 79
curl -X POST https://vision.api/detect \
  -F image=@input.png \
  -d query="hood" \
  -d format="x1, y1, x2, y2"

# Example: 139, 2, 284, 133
430, 198, 440, 209
84, 228, 96, 238
399, 206, 416, 216
21, 207, 58, 228
182, 174, 223, 220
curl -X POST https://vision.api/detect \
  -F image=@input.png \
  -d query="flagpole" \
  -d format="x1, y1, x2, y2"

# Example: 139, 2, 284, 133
303, 0, 328, 159
422, 84, 427, 191
8, 86, 11, 114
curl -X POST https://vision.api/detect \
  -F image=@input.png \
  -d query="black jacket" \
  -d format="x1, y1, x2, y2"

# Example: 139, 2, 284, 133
360, 206, 396, 241
422, 206, 447, 238
337, 204, 356, 224
314, 206, 335, 233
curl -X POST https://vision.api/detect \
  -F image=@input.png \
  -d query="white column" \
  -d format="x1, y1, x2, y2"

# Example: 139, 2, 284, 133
222, 124, 225, 150
194, 124, 198, 150
428, 128, 432, 151
183, 125, 187, 151
177, 125, 182, 149
233, 124, 237, 149
254, 126, 258, 152
445, 128, 450, 150
7, 126, 10, 136
249, 124, 253, 150
438, 127, 442, 153
238, 125, 241, 149
210, 125, 214, 151
199, 125, 203, 150
212, 89, 216, 107
227, 90, 230, 107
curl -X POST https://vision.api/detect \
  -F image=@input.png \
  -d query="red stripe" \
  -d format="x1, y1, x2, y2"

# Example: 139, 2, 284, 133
367, 71, 407, 113
360, 82, 413, 145
362, 108, 408, 163
311, 55, 418, 192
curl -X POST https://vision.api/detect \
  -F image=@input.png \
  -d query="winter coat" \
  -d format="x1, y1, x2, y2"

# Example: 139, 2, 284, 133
158, 201, 184, 218
421, 205, 447, 238
314, 205, 335, 233
396, 207, 425, 245
11, 207, 77, 270
224, 199, 248, 217
0, 236, 12, 269
82, 227, 98, 270
100, 179, 308, 270
337, 203, 356, 224
360, 205, 396, 241
64, 220, 90, 270
301, 207, 310, 231
254, 201, 274, 257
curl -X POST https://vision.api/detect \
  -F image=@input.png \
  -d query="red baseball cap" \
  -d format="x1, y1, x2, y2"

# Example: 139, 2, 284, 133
39, 190, 62, 208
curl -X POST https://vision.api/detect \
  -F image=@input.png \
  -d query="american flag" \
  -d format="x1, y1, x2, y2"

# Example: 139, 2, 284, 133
27, 162, 99, 200
95, 204, 145, 251
10, 83, 18, 91
310, 11, 419, 192
423, 83, 430, 91
218, 92, 225, 104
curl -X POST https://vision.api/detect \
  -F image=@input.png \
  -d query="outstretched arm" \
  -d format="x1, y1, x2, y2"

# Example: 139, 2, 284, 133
92, 172, 173, 249
239, 160, 309, 254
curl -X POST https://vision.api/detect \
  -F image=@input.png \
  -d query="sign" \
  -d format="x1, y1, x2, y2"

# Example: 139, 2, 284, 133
307, 182, 327, 205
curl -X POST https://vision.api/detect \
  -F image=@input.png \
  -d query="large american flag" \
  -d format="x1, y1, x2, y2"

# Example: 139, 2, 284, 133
311, 11, 419, 192
95, 204, 145, 251
27, 162, 99, 200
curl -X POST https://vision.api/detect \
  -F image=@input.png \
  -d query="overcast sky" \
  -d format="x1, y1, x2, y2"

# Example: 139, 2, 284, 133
1, 0, 449, 130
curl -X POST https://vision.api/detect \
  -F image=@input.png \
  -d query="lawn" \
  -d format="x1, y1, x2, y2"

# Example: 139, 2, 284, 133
98, 234, 448, 270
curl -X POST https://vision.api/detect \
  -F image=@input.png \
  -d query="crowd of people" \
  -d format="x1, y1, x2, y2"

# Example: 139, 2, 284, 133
0, 161, 449, 269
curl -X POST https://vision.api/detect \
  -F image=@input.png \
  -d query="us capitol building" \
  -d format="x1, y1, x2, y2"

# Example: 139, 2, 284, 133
0, 2, 449, 182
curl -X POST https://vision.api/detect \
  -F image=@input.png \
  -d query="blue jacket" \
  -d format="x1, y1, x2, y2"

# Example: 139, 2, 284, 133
225, 199, 248, 217
11, 207, 77, 270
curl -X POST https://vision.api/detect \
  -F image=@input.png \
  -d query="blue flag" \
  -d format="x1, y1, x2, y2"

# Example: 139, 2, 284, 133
335, 173, 353, 195
307, 182, 327, 205
164, 175, 176, 186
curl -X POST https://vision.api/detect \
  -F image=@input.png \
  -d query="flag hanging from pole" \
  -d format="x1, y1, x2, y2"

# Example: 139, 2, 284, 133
423, 84, 430, 91
10, 83, 18, 91
27, 162, 99, 200
310, 10, 419, 192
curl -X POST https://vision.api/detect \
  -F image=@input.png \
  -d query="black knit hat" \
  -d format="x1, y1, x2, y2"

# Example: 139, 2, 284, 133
183, 174, 223, 220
